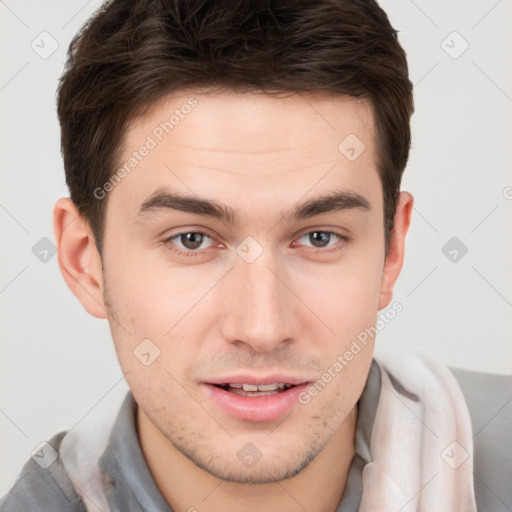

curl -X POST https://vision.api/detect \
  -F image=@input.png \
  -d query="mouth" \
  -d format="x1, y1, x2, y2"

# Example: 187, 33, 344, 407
211, 382, 296, 397
202, 377, 312, 422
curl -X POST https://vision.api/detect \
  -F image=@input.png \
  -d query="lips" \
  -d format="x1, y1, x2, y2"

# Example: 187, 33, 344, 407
202, 374, 313, 422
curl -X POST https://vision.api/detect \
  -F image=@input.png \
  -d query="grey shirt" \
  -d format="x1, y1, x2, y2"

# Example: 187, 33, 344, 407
1, 360, 511, 511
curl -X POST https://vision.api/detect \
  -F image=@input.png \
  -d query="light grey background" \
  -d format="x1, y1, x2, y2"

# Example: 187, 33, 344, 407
1, 0, 511, 497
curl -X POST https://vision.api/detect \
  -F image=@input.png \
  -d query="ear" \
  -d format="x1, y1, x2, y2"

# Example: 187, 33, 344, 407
378, 191, 414, 311
53, 197, 108, 319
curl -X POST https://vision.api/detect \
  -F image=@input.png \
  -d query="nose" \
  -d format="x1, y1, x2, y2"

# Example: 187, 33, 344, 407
219, 250, 295, 353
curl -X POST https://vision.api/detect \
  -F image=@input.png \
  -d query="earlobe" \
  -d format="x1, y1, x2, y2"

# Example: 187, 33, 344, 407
378, 191, 414, 311
53, 197, 108, 319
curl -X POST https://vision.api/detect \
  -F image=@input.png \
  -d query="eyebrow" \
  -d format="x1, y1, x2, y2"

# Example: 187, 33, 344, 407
136, 186, 371, 225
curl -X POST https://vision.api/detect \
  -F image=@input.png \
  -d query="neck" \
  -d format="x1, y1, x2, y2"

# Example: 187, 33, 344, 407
137, 405, 358, 512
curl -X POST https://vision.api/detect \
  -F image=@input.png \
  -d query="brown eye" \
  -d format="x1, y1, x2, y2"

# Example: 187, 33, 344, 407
164, 231, 215, 256
178, 232, 207, 250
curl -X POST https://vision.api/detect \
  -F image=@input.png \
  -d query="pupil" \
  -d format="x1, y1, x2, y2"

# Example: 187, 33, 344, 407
181, 232, 203, 250
310, 231, 329, 247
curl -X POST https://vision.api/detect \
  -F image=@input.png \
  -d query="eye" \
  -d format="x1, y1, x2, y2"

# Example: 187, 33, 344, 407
294, 230, 348, 253
164, 231, 216, 256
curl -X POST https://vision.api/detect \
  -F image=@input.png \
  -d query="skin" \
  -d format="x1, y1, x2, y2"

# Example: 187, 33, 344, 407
53, 90, 413, 512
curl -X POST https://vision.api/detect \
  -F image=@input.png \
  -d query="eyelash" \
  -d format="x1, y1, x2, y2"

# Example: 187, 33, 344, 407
162, 230, 349, 258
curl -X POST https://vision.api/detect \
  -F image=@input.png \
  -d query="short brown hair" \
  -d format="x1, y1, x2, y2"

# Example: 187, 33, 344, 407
57, 0, 414, 257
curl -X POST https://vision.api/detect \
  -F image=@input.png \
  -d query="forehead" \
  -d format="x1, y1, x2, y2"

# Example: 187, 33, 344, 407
109, 90, 380, 220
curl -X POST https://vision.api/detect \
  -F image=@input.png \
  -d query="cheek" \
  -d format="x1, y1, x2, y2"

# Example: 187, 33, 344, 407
297, 255, 382, 340
104, 247, 199, 332
103, 252, 211, 376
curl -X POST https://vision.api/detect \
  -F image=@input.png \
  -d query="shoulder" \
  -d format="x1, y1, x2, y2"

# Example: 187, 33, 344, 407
449, 366, 512, 511
0, 431, 87, 512
449, 366, 512, 443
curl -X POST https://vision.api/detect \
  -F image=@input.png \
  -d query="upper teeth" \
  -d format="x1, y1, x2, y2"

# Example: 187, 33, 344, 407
227, 383, 291, 391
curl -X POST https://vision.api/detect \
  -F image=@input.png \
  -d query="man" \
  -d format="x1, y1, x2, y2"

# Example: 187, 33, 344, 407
1, 0, 510, 511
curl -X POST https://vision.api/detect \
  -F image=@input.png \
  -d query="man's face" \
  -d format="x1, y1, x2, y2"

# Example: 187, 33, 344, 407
101, 91, 386, 483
